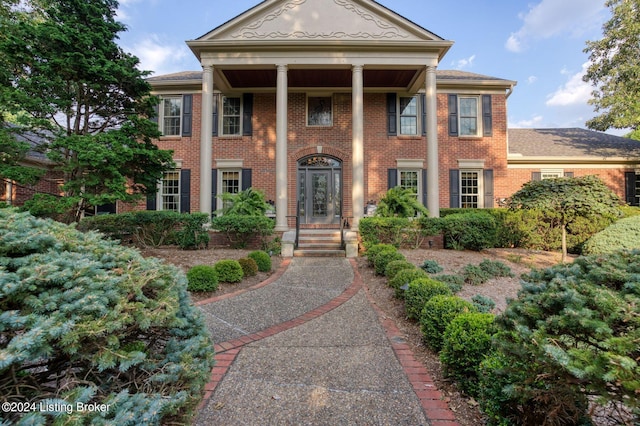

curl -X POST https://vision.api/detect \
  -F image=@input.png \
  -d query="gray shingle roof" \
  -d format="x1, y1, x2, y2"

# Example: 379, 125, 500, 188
508, 128, 640, 159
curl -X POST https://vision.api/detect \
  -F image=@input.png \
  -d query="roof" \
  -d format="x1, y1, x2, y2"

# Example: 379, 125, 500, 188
508, 128, 640, 160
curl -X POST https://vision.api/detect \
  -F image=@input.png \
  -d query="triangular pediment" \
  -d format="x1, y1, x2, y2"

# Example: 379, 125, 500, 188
199, 0, 444, 42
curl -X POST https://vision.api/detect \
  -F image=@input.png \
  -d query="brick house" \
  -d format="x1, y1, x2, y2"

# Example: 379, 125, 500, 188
5, 0, 639, 230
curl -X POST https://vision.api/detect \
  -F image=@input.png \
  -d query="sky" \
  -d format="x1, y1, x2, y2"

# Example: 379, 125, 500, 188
115, 0, 619, 134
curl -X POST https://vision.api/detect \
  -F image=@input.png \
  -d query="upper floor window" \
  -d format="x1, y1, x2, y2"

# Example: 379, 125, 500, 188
160, 97, 181, 136
541, 169, 564, 179
307, 96, 333, 126
459, 96, 479, 137
448, 94, 492, 138
399, 96, 419, 135
222, 96, 242, 136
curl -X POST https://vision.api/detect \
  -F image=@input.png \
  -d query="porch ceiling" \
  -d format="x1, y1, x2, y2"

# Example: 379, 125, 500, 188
220, 68, 420, 90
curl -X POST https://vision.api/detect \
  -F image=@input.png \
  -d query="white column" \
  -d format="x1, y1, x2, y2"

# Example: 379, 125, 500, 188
200, 64, 214, 217
352, 64, 364, 229
275, 64, 289, 231
426, 65, 439, 218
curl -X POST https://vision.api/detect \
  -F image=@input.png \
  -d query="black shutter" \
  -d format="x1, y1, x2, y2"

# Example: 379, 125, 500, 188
387, 93, 397, 136
388, 168, 398, 189
482, 95, 492, 137
242, 93, 253, 136
211, 169, 218, 215
626, 172, 638, 206
180, 169, 191, 213
421, 94, 427, 136
181, 94, 192, 137
564, 172, 574, 178
448, 94, 458, 137
531, 172, 542, 181
146, 193, 157, 211
422, 169, 428, 209
241, 168, 252, 190
483, 169, 494, 208
449, 169, 460, 208
151, 100, 159, 125
212, 94, 219, 136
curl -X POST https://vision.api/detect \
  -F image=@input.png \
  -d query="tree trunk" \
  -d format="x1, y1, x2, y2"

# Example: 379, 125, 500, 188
561, 223, 568, 263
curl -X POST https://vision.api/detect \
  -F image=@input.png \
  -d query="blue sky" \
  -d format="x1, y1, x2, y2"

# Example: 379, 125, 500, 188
115, 0, 616, 133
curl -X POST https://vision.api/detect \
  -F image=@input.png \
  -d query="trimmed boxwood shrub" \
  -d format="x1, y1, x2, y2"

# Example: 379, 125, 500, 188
374, 249, 405, 275
365, 243, 397, 267
214, 259, 244, 283
248, 250, 272, 272
440, 312, 495, 396
385, 260, 416, 279
238, 257, 258, 277
404, 278, 453, 320
388, 268, 428, 298
420, 295, 476, 352
582, 215, 640, 254
442, 212, 498, 251
187, 265, 219, 292
0, 209, 215, 425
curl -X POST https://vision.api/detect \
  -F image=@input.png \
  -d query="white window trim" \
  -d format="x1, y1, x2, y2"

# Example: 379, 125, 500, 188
217, 168, 243, 212
159, 96, 182, 137
541, 169, 564, 179
458, 95, 481, 137
398, 95, 420, 136
459, 169, 484, 209
306, 94, 334, 127
157, 169, 181, 212
397, 169, 422, 204
219, 95, 243, 136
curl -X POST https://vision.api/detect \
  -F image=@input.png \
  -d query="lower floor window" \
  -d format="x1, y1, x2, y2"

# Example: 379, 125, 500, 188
460, 170, 481, 208
635, 173, 640, 206
219, 170, 241, 211
160, 170, 180, 211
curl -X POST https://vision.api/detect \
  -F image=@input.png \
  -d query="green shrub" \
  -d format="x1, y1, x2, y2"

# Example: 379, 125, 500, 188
374, 249, 405, 275
210, 214, 274, 248
432, 274, 465, 293
404, 278, 453, 320
365, 243, 397, 267
582, 215, 640, 254
384, 260, 416, 279
174, 214, 210, 249
187, 265, 219, 292
478, 259, 514, 278
214, 259, 244, 283
238, 257, 258, 277
248, 250, 272, 272
442, 213, 497, 251
218, 187, 270, 216
462, 264, 491, 285
484, 250, 640, 425
388, 268, 428, 298
420, 295, 476, 352
440, 312, 495, 396
21, 193, 80, 223
359, 218, 410, 250
375, 186, 428, 218
420, 259, 443, 274
0, 209, 215, 425
471, 294, 496, 313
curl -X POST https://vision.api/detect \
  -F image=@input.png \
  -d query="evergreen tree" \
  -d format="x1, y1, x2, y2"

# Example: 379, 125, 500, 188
0, 0, 172, 220
583, 0, 640, 132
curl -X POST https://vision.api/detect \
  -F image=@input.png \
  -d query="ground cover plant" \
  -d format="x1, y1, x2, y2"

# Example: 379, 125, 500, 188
0, 209, 215, 425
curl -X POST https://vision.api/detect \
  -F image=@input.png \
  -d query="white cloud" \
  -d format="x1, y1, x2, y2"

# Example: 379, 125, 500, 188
452, 54, 476, 70
546, 63, 592, 107
506, 0, 605, 52
510, 115, 544, 128
126, 34, 190, 76
527, 76, 538, 85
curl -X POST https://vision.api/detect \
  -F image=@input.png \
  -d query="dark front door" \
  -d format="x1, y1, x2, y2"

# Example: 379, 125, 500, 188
298, 156, 342, 225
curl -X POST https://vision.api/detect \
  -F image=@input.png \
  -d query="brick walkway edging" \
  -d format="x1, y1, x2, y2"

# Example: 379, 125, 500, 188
196, 258, 461, 425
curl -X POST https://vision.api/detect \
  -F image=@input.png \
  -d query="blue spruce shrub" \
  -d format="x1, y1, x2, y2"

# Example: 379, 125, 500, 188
0, 209, 215, 425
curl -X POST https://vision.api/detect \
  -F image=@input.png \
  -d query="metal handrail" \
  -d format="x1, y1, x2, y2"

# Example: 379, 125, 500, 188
295, 200, 301, 248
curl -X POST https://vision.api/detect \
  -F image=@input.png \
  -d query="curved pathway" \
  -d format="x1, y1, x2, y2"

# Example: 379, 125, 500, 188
195, 257, 460, 426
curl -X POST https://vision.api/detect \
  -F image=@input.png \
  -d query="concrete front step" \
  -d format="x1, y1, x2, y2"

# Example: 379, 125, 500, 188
293, 249, 346, 257
296, 229, 344, 257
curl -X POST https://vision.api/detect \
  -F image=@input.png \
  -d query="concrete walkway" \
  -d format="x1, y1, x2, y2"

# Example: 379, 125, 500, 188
194, 258, 460, 426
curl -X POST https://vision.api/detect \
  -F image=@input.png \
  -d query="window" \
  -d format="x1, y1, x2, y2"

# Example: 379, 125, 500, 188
541, 169, 564, 179
159, 170, 180, 211
399, 170, 419, 195
399, 96, 418, 135
460, 170, 482, 208
221, 96, 241, 135
307, 96, 332, 126
459, 96, 479, 136
160, 97, 182, 136
218, 170, 241, 211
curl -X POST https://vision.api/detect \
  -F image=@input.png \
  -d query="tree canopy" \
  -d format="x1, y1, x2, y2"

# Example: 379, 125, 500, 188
0, 0, 172, 220
583, 0, 640, 132
509, 175, 622, 261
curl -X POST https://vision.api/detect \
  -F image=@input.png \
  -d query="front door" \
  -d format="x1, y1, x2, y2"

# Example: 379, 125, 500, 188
298, 156, 342, 225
